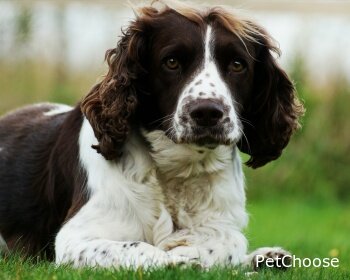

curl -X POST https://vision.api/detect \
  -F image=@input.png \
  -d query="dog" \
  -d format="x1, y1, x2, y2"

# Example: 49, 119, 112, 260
0, 0, 303, 269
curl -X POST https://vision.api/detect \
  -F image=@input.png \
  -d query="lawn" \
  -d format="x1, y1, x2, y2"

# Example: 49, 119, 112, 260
1, 200, 349, 280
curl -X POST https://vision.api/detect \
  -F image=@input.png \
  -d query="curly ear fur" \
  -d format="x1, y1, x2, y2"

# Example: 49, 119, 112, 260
81, 23, 146, 160
238, 28, 305, 168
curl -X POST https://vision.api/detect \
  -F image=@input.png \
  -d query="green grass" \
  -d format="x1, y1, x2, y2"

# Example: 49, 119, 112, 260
247, 200, 350, 262
1, 200, 349, 279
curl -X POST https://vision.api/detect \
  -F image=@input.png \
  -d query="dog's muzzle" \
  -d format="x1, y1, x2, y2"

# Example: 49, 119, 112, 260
178, 99, 233, 147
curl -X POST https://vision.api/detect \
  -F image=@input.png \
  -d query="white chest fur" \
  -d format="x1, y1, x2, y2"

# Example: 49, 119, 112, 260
145, 131, 245, 231
77, 119, 246, 246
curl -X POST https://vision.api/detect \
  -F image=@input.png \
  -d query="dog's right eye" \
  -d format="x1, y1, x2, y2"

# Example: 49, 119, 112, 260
164, 57, 180, 70
228, 59, 246, 73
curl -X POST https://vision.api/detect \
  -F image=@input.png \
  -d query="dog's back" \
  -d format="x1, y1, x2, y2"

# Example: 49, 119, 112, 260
0, 104, 83, 258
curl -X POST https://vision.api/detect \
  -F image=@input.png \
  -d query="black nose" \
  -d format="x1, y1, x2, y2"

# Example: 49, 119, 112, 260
189, 100, 224, 127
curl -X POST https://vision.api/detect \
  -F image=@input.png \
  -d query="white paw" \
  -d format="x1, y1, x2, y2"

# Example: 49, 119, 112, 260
167, 245, 217, 268
168, 246, 204, 268
248, 247, 292, 271
57, 240, 191, 269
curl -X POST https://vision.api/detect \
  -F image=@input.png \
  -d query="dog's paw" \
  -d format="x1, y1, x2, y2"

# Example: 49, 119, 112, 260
248, 247, 292, 271
167, 246, 204, 268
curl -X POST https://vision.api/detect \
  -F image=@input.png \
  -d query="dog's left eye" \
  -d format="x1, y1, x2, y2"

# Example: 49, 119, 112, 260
165, 58, 180, 70
229, 60, 246, 72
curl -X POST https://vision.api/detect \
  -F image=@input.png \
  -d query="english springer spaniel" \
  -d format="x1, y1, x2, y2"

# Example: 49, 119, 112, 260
0, 1, 303, 269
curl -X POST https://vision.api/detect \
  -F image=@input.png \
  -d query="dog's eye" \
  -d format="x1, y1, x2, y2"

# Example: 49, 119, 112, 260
229, 60, 246, 72
165, 58, 180, 70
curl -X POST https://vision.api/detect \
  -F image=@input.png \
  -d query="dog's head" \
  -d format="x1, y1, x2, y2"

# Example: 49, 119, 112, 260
81, 1, 304, 168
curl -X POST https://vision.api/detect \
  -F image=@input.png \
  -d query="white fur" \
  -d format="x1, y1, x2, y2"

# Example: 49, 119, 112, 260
174, 26, 242, 143
55, 118, 249, 268
0, 147, 3, 152
43, 104, 73, 116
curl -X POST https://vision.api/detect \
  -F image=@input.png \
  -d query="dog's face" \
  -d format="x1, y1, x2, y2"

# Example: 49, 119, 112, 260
81, 5, 304, 168
145, 12, 256, 148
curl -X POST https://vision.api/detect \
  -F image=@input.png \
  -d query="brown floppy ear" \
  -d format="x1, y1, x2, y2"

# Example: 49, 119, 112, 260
237, 27, 304, 168
81, 22, 147, 160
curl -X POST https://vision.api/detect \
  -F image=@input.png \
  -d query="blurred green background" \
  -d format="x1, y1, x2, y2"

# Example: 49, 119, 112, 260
0, 0, 349, 276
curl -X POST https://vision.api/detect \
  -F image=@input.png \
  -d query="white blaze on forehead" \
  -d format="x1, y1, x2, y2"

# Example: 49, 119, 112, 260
204, 26, 213, 64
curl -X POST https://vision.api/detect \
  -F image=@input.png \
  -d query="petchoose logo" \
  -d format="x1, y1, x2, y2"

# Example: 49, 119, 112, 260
255, 254, 340, 268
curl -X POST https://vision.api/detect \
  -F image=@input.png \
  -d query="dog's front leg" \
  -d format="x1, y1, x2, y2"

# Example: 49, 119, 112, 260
55, 200, 189, 268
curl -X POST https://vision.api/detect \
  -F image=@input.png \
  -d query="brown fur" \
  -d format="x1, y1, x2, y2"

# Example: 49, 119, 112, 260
237, 24, 304, 168
80, 29, 142, 159
0, 105, 85, 259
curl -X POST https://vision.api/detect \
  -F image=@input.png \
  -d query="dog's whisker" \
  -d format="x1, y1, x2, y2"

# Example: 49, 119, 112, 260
149, 114, 174, 125
239, 116, 255, 128
238, 126, 252, 155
